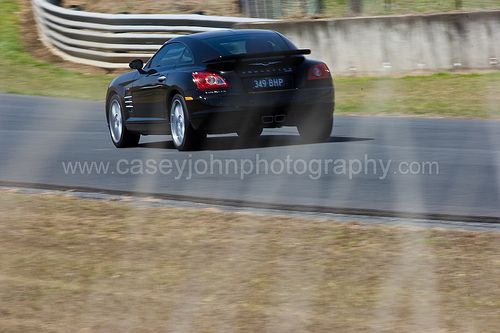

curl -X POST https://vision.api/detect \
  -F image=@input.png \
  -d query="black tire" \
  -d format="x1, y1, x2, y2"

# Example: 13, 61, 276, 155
297, 111, 333, 143
107, 94, 140, 148
169, 94, 205, 151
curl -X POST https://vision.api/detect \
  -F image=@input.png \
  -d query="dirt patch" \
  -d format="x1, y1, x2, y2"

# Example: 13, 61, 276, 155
18, 0, 122, 75
16, 0, 240, 75
0, 190, 499, 332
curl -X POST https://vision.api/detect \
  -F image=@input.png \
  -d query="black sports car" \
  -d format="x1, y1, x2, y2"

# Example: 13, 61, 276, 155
106, 29, 334, 151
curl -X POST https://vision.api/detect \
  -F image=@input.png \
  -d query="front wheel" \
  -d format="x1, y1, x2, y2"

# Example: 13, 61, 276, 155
107, 95, 140, 148
170, 94, 205, 151
297, 111, 333, 143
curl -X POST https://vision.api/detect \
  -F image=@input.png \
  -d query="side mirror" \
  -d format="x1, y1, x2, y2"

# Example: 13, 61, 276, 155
129, 59, 144, 71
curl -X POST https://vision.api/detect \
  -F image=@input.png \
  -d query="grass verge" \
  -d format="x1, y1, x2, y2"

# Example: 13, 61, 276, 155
321, 0, 500, 18
0, 190, 499, 332
0, 0, 499, 118
336, 72, 500, 118
0, 0, 111, 100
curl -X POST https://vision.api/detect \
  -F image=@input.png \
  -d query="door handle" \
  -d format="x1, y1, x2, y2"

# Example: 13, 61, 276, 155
158, 75, 167, 82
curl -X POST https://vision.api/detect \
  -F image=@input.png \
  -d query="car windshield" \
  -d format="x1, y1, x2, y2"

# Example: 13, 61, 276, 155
202, 33, 292, 56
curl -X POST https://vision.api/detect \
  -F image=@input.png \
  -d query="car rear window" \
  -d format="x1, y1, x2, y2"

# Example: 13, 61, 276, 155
202, 33, 292, 56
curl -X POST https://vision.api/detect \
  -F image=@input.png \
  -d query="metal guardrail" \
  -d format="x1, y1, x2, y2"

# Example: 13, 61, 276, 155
32, 0, 267, 68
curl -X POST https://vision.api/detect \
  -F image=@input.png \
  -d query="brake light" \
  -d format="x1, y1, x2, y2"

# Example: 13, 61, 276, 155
192, 72, 229, 90
307, 63, 331, 80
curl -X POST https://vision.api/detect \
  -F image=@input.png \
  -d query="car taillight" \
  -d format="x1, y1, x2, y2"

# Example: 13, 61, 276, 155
307, 63, 331, 80
192, 72, 229, 90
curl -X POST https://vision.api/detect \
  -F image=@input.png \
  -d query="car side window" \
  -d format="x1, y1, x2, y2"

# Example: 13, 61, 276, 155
178, 47, 194, 66
149, 43, 186, 68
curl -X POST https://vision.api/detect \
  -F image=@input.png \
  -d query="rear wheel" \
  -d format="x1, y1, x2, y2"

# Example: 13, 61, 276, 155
297, 111, 333, 143
170, 94, 205, 151
107, 95, 140, 148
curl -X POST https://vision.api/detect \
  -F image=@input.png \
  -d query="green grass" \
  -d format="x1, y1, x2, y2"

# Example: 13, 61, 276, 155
322, 0, 500, 17
335, 72, 500, 118
0, 0, 111, 100
0, 0, 499, 118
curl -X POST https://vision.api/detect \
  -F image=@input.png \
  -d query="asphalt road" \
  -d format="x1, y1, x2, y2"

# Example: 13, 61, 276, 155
0, 93, 499, 220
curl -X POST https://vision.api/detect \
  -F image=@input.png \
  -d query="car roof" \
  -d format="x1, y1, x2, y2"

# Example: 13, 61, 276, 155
163, 29, 290, 64
169, 29, 279, 43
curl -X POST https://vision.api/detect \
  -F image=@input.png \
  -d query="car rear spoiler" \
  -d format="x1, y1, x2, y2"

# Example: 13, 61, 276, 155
203, 49, 311, 65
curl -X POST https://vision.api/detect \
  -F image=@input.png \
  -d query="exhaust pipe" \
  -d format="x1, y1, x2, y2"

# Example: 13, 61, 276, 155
261, 116, 274, 124
274, 114, 286, 123
261, 115, 286, 124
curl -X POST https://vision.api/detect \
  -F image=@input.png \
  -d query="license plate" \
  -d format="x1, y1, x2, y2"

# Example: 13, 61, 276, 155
247, 76, 292, 91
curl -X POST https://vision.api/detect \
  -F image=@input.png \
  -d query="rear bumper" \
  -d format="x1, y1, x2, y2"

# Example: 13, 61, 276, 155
186, 86, 334, 133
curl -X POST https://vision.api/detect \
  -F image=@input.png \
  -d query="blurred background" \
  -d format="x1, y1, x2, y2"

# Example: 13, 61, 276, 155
58, 0, 500, 18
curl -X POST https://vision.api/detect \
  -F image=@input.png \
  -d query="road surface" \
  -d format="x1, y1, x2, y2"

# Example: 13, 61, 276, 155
0, 93, 499, 221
